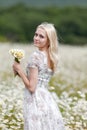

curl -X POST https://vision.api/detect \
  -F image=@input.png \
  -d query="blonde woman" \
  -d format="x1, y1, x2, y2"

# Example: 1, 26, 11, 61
13, 22, 65, 130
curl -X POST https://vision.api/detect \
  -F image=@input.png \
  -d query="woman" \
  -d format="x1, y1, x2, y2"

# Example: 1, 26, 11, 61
13, 22, 65, 130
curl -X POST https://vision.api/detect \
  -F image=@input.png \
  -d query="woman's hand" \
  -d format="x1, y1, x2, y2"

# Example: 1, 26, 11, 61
12, 61, 22, 76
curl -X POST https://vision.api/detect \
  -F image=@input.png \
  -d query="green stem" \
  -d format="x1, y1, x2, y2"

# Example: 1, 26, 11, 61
15, 57, 20, 63
14, 57, 20, 76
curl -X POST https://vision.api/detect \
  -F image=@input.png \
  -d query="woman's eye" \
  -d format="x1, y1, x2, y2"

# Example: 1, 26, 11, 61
40, 35, 44, 38
34, 33, 44, 38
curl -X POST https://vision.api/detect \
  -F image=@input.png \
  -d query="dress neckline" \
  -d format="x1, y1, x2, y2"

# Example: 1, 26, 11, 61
38, 49, 47, 55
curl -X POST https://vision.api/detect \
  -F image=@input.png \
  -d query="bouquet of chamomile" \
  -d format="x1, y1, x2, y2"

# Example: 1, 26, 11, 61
9, 49, 25, 76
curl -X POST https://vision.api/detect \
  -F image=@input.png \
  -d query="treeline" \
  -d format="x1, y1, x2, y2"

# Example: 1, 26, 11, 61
0, 4, 87, 45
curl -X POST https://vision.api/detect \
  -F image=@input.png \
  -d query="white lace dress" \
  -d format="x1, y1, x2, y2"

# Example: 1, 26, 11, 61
24, 50, 65, 130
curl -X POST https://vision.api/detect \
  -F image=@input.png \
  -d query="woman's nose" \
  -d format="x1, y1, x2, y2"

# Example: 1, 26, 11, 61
34, 36, 39, 41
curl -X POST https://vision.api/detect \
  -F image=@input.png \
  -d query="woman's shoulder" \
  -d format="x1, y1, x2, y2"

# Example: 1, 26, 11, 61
27, 50, 44, 68
28, 50, 44, 65
30, 50, 43, 59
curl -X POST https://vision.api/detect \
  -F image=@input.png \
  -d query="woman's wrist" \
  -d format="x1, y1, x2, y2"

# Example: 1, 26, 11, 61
17, 69, 24, 77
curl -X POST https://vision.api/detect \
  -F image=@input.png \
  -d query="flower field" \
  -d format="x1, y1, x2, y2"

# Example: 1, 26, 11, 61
0, 43, 87, 130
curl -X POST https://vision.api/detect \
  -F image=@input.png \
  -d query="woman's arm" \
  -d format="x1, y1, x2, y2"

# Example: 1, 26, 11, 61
13, 61, 38, 93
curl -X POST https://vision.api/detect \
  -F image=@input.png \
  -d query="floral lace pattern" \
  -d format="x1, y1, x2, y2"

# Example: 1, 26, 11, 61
24, 50, 65, 130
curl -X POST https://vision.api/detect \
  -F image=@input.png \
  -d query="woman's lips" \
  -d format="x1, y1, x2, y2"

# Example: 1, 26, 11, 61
34, 41, 39, 44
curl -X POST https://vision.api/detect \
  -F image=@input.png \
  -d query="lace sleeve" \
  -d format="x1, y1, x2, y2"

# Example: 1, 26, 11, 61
27, 51, 40, 69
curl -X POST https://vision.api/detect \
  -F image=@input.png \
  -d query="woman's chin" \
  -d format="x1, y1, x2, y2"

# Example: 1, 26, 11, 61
34, 43, 39, 47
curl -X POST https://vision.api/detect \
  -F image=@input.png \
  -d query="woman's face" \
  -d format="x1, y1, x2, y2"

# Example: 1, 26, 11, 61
33, 27, 49, 50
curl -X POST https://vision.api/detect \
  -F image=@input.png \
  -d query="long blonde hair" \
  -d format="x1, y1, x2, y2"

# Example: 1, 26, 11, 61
37, 22, 59, 71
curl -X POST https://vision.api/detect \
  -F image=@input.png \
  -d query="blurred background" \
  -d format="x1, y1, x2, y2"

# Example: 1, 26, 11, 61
0, 0, 87, 45
0, 1, 87, 130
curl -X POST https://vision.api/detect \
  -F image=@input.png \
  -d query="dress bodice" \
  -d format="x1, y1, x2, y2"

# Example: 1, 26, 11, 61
26, 50, 53, 89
